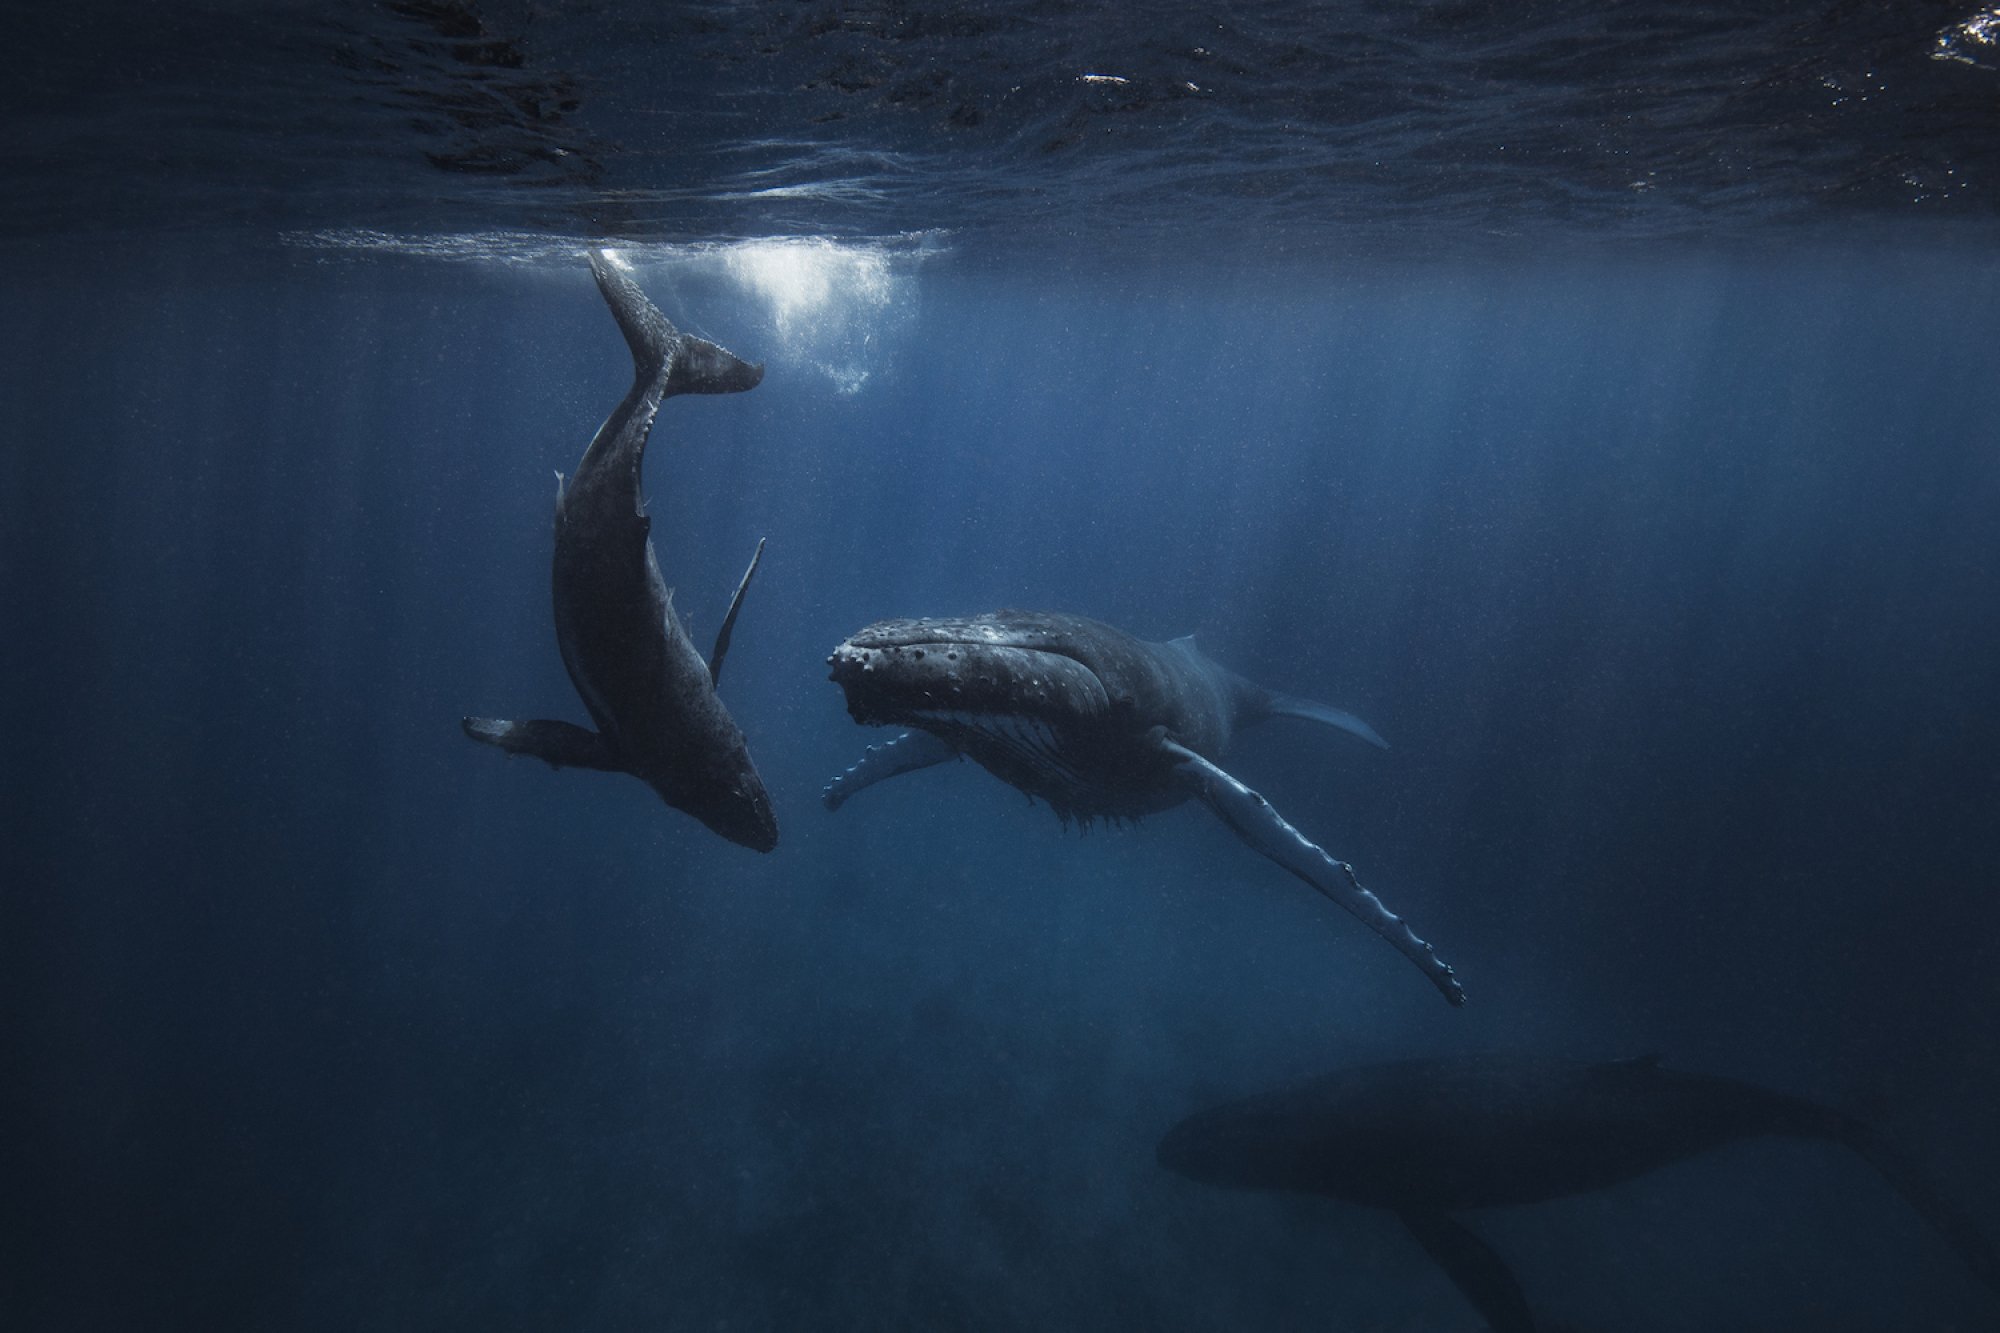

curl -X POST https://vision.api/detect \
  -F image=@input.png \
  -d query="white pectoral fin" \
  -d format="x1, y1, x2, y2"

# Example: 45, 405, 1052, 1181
1262, 689, 1389, 749
822, 730, 957, 811
1161, 738, 1464, 1006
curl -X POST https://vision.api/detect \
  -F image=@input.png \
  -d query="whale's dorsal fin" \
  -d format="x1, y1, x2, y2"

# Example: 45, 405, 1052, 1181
708, 536, 766, 690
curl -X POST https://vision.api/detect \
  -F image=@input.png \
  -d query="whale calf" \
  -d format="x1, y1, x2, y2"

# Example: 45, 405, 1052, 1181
464, 249, 777, 852
823, 609, 1461, 1004
1158, 1055, 2000, 1331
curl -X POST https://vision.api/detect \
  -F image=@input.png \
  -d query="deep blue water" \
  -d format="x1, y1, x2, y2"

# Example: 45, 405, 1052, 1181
8, 4, 2000, 1332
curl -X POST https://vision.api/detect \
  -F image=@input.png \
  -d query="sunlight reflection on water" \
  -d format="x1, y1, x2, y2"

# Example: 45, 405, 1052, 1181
286, 227, 946, 393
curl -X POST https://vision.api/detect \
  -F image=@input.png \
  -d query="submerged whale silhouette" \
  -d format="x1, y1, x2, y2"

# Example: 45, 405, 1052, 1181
1158, 1055, 2000, 1331
464, 249, 777, 851
823, 609, 1461, 1004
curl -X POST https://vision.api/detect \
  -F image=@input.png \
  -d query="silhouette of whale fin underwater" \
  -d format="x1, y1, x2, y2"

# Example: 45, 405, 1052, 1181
708, 535, 766, 690
823, 609, 1462, 1004
463, 249, 779, 852
1398, 1209, 1536, 1333
1157, 1056, 2000, 1332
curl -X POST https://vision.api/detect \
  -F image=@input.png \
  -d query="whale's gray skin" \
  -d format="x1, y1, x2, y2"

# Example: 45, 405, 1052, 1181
1158, 1056, 2000, 1332
463, 249, 778, 853
823, 610, 1462, 1004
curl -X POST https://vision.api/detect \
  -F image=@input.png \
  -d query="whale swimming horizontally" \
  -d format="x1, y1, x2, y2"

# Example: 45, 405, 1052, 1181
823, 609, 1462, 1004
463, 249, 778, 852
1158, 1055, 2000, 1332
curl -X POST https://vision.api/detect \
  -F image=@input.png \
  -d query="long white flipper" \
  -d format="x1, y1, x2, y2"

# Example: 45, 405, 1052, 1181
1161, 737, 1464, 1006
822, 730, 958, 811
1260, 690, 1389, 749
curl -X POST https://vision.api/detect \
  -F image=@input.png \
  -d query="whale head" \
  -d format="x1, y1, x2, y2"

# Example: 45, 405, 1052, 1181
640, 731, 778, 853
1155, 1097, 1309, 1193
693, 768, 779, 854
826, 612, 1151, 817
827, 614, 1115, 731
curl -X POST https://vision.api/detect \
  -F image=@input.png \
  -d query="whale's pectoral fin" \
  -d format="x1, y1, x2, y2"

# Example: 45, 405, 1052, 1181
1398, 1211, 1536, 1333
462, 717, 623, 772
1159, 734, 1464, 1005
823, 730, 957, 811
708, 536, 766, 691
1835, 1118, 2000, 1300
1260, 689, 1389, 749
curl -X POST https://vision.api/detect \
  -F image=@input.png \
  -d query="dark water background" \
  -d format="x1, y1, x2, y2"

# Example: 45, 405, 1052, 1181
7, 3, 2000, 1331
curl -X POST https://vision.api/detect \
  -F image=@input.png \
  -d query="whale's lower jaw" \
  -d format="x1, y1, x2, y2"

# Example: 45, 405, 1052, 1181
907, 707, 1092, 797
857, 705, 1174, 825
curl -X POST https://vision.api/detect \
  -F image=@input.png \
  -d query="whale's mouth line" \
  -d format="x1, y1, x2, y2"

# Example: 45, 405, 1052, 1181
828, 635, 1103, 794
898, 706, 1094, 796
906, 706, 1056, 736
847, 697, 1069, 734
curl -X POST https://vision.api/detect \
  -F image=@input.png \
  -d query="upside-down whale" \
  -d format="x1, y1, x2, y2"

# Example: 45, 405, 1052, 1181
463, 249, 778, 852
1158, 1055, 2000, 1331
823, 610, 1461, 1004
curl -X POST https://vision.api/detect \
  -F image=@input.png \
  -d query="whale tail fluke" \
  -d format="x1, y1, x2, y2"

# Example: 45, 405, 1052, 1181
664, 329, 764, 398
587, 247, 764, 397
462, 716, 623, 772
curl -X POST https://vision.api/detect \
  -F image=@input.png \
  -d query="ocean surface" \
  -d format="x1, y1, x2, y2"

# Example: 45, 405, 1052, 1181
6, 3, 2000, 1330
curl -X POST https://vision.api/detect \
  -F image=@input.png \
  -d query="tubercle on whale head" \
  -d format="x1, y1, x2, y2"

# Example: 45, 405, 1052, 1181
825, 625, 1112, 730
826, 637, 981, 725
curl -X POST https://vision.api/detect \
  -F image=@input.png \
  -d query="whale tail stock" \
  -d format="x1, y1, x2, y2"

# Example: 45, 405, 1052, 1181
585, 247, 764, 398
581, 247, 771, 685
1403, 1082, 2000, 1332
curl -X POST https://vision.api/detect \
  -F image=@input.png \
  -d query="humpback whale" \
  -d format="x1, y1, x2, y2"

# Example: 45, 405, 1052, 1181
1158, 1055, 2000, 1331
463, 249, 778, 852
823, 610, 1461, 1004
